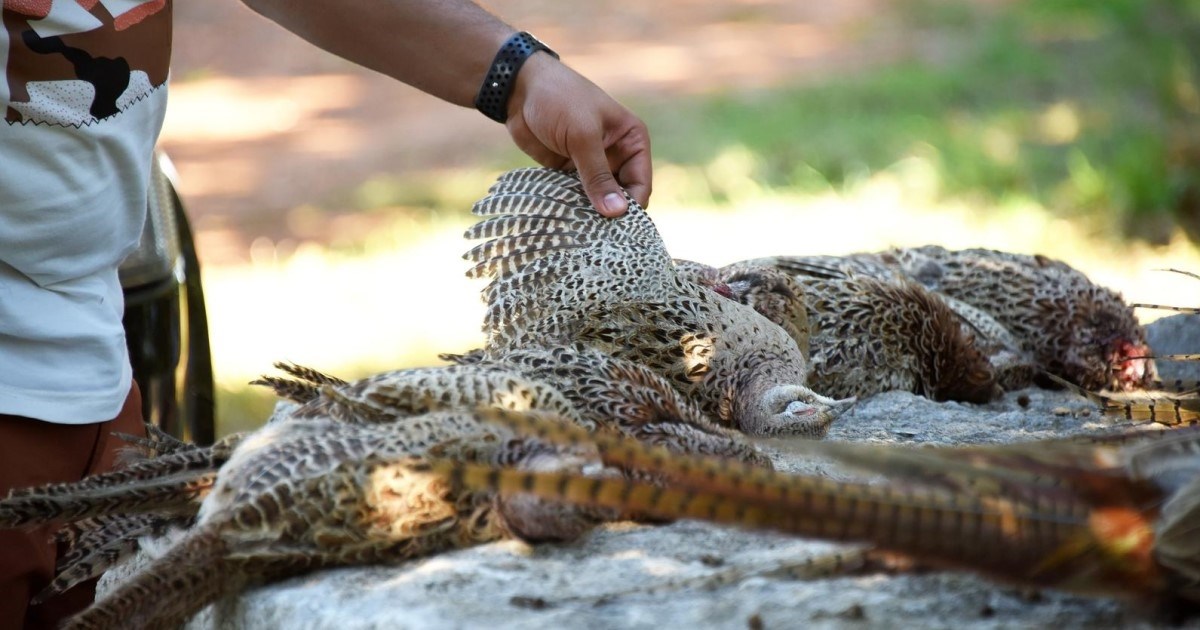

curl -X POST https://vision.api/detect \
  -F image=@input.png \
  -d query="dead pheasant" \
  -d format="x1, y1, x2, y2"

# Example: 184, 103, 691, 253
3, 347, 772, 626
442, 344, 769, 467
1028, 269, 1199, 425
769, 247, 1155, 392
3, 360, 603, 626
430, 413, 1200, 614
677, 259, 1002, 403
670, 259, 812, 360
462, 168, 853, 437
53, 411, 610, 629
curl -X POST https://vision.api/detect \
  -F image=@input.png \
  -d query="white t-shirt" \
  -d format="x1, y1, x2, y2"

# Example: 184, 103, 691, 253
0, 1, 172, 423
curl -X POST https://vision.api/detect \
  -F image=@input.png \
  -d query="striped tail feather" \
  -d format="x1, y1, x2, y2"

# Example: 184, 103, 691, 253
35, 513, 185, 604
272, 361, 347, 388
251, 361, 348, 404
1158, 268, 1200, 282
1042, 372, 1200, 426
4, 443, 227, 502
423, 453, 1128, 599
426, 411, 1182, 603
1153, 354, 1200, 362
250, 375, 322, 405
116, 423, 194, 457
1133, 269, 1198, 313
64, 527, 234, 630
465, 409, 782, 502
1105, 396, 1200, 425
0, 471, 215, 528
112, 424, 200, 467
1150, 378, 1200, 394
1133, 304, 1200, 314
463, 410, 1062, 523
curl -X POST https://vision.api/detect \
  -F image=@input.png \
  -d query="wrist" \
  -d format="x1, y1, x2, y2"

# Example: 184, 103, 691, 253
505, 51, 556, 121
474, 31, 559, 123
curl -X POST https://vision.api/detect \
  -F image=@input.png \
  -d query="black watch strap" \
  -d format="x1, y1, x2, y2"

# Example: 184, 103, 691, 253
474, 31, 559, 124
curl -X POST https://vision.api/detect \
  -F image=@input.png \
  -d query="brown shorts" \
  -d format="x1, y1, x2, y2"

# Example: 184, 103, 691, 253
0, 383, 145, 630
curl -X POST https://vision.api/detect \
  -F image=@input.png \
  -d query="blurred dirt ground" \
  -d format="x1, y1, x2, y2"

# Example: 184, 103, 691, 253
167, 0, 918, 263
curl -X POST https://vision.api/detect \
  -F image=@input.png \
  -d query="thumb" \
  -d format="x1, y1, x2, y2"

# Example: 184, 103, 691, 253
573, 139, 628, 218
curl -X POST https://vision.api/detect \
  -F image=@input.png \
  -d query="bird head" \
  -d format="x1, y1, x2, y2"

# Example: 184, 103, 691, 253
1107, 338, 1156, 391
738, 383, 855, 438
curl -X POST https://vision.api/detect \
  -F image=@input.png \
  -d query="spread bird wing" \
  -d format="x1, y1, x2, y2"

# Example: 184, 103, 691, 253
463, 168, 677, 347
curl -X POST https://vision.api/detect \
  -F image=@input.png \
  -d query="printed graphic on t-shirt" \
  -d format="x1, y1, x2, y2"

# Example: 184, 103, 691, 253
2, 0, 171, 127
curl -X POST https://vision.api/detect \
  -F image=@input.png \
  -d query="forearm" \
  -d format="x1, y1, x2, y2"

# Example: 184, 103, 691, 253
242, 0, 653, 211
240, 0, 514, 107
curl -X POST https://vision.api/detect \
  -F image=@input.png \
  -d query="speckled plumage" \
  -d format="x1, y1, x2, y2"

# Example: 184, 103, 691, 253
0, 430, 244, 606
61, 411, 603, 630
4, 344, 771, 628
889, 246, 1156, 391
4, 376, 606, 628
767, 247, 1154, 392
443, 344, 770, 466
678, 259, 1001, 403
463, 168, 851, 437
674, 261, 812, 360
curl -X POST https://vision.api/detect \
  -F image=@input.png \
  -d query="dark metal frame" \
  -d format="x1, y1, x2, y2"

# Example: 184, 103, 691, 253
121, 155, 215, 445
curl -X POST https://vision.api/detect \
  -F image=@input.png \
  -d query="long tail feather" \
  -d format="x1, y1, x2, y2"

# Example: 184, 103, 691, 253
1043, 372, 1200, 426
35, 514, 185, 604
424, 455, 1118, 596
432, 411, 1180, 602
0, 471, 215, 527
251, 362, 348, 404
64, 527, 233, 630
1131, 304, 1199, 314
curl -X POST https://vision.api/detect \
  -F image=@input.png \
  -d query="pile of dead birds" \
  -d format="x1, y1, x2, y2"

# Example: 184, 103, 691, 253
2, 168, 1197, 629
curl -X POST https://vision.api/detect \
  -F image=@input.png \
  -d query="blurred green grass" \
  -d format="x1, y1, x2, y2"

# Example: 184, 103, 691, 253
212, 0, 1200, 437
635, 0, 1200, 241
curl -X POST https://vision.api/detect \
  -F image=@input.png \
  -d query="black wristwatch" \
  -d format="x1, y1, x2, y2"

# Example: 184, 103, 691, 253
474, 31, 559, 123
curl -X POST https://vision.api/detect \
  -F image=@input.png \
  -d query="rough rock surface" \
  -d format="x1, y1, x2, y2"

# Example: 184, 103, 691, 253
1146, 314, 1200, 383
98, 318, 1199, 629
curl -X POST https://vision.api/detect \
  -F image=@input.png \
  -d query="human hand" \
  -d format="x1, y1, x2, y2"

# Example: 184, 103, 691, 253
504, 53, 652, 217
